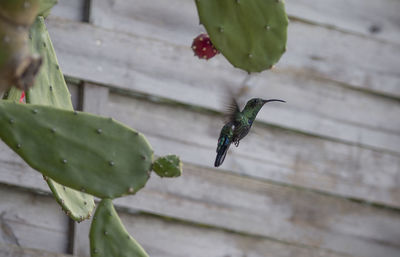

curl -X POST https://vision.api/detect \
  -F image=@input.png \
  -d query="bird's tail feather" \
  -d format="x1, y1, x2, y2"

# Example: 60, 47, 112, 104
214, 144, 230, 167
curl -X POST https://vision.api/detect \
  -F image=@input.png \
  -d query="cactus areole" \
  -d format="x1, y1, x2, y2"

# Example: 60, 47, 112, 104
195, 0, 288, 72
192, 33, 219, 60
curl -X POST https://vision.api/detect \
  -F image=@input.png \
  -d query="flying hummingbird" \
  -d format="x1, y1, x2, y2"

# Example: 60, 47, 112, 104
214, 97, 285, 167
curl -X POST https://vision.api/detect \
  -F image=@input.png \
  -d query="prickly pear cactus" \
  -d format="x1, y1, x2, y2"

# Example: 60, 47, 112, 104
195, 0, 288, 72
27, 16, 72, 107
2, 87, 23, 101
192, 33, 219, 60
38, 0, 58, 17
90, 199, 149, 257
153, 155, 183, 178
0, 0, 42, 94
0, 1, 184, 255
23, 16, 95, 222
45, 176, 95, 222
0, 101, 154, 199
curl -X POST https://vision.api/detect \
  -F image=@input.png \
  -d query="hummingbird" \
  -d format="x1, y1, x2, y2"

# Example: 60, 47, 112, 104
214, 97, 285, 167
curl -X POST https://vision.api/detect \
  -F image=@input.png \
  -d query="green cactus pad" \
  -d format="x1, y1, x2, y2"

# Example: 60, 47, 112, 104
0, 101, 154, 199
90, 199, 149, 257
46, 177, 95, 222
195, 0, 288, 72
153, 155, 182, 178
27, 16, 72, 108
25, 16, 95, 222
2, 88, 23, 101
38, 0, 58, 17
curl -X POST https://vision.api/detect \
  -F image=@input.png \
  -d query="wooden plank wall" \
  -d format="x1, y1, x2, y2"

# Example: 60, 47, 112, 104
0, 0, 399, 256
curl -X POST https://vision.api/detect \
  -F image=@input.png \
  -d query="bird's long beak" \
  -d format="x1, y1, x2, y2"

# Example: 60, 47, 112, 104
262, 99, 286, 104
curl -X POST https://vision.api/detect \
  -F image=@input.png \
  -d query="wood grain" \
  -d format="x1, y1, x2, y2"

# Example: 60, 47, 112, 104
286, 0, 400, 44
115, 164, 400, 257
81, 83, 109, 115
73, 212, 357, 257
90, 0, 400, 45
0, 185, 69, 253
1, 130, 399, 256
103, 92, 400, 208
88, 0, 400, 97
0, 243, 72, 257
50, 0, 85, 21
0, 1, 398, 257
45, 18, 400, 154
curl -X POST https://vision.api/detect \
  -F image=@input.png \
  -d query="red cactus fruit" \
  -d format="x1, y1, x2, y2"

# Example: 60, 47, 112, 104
191, 33, 219, 60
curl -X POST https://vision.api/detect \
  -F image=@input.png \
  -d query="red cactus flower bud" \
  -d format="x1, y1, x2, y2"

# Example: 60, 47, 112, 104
191, 33, 219, 60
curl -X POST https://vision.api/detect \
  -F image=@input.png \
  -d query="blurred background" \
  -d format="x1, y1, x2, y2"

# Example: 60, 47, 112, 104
0, 0, 399, 256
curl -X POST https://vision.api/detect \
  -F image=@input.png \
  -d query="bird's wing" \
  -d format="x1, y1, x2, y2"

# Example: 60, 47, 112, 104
224, 94, 241, 124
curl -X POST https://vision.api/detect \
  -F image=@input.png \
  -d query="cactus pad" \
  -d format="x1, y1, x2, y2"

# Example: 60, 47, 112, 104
2, 88, 23, 101
90, 199, 149, 257
195, 0, 288, 72
24, 16, 95, 222
46, 178, 95, 222
38, 0, 58, 17
0, 101, 154, 199
27, 16, 72, 108
152, 155, 182, 178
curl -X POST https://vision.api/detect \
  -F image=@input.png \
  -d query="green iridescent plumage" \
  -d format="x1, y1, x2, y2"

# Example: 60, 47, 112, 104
215, 121, 234, 167
214, 97, 285, 167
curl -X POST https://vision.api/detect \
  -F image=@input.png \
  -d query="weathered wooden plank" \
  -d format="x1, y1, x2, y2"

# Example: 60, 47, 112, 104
241, 72, 400, 155
117, 165, 400, 257
0, 142, 50, 193
50, 0, 86, 21
104, 92, 400, 208
0, 243, 73, 257
0, 141, 399, 256
90, 0, 400, 45
67, 83, 80, 110
0, 185, 69, 253
81, 83, 109, 115
88, 0, 400, 98
46, 18, 400, 154
73, 212, 356, 257
286, 0, 400, 44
